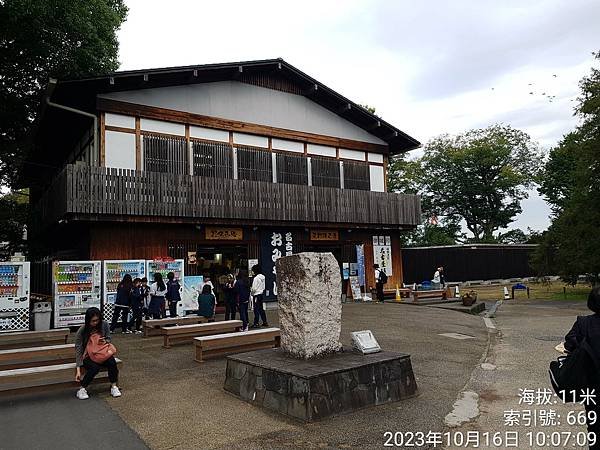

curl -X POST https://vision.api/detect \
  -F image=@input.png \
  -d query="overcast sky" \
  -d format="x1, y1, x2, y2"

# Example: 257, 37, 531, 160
117, 0, 600, 233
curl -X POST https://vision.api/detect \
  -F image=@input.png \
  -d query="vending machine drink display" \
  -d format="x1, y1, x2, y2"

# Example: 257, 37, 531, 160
146, 258, 184, 316
0, 261, 30, 332
146, 259, 185, 283
102, 260, 146, 320
53, 260, 101, 328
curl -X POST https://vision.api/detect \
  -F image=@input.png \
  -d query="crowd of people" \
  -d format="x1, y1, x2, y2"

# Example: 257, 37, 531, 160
108, 264, 269, 334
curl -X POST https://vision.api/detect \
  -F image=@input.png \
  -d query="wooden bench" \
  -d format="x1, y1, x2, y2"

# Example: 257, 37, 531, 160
162, 320, 242, 348
0, 329, 70, 351
0, 359, 123, 393
0, 344, 75, 370
142, 315, 208, 337
194, 328, 280, 362
412, 289, 447, 302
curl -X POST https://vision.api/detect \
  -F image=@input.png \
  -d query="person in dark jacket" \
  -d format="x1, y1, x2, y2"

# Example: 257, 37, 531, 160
233, 269, 251, 331
564, 287, 600, 449
223, 271, 236, 321
110, 274, 133, 334
165, 272, 181, 318
197, 284, 216, 321
74, 307, 121, 399
128, 277, 144, 333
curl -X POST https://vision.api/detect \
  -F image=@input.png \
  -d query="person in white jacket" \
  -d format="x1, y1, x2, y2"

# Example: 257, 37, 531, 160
250, 264, 268, 328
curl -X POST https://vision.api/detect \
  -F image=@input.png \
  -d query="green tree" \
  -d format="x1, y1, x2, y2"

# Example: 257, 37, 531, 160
389, 154, 462, 246
417, 125, 542, 242
0, 0, 128, 188
535, 52, 600, 284
0, 190, 29, 259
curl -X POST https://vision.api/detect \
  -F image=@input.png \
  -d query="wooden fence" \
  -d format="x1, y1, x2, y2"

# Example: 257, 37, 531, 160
30, 164, 421, 233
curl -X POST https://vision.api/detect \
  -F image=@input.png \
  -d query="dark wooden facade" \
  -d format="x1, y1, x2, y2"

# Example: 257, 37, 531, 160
26, 59, 422, 295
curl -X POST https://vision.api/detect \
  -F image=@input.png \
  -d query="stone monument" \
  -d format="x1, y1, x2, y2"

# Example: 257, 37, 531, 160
277, 252, 342, 359
224, 252, 418, 421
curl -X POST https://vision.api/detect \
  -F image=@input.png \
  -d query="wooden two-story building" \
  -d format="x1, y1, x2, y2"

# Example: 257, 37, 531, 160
23, 59, 421, 298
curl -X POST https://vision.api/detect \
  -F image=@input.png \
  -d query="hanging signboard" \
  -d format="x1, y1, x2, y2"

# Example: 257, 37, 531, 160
373, 235, 393, 276
260, 230, 294, 300
310, 230, 339, 241
356, 244, 365, 287
205, 227, 243, 241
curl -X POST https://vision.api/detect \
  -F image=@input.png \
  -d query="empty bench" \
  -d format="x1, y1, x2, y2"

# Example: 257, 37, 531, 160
411, 289, 448, 303
0, 344, 75, 370
142, 315, 208, 337
194, 328, 280, 362
0, 329, 70, 351
162, 320, 242, 348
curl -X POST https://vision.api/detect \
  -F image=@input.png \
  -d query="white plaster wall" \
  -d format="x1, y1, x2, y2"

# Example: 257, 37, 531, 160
105, 131, 136, 170
369, 165, 385, 192
272, 138, 304, 153
105, 113, 135, 129
233, 132, 269, 148
307, 144, 336, 157
140, 118, 185, 136
99, 81, 387, 145
190, 125, 229, 142
368, 152, 384, 163
339, 148, 366, 161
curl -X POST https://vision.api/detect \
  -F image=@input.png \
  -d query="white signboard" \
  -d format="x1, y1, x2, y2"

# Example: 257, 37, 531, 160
373, 238, 393, 276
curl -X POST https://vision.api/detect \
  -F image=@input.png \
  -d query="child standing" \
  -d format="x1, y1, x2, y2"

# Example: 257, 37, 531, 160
166, 272, 182, 318
149, 273, 167, 320
129, 278, 144, 333
140, 277, 151, 320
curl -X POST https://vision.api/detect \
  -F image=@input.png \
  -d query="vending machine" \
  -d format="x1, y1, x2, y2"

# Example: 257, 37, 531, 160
102, 260, 146, 320
53, 260, 101, 328
0, 261, 30, 332
146, 258, 185, 283
146, 259, 184, 316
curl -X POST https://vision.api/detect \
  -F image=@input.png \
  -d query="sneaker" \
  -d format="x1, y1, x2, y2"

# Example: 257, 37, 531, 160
134, 330, 142, 334
110, 386, 122, 398
122, 329, 132, 334
250, 324, 260, 329
242, 327, 248, 332
76, 387, 89, 400
261, 323, 269, 327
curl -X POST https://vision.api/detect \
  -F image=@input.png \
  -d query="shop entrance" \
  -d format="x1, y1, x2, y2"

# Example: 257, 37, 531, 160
194, 245, 248, 304
168, 242, 248, 305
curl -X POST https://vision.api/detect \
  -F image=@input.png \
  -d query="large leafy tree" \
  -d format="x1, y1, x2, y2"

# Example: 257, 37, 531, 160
0, 0, 127, 256
0, 0, 128, 188
389, 125, 542, 244
417, 125, 542, 242
535, 52, 600, 284
388, 154, 462, 246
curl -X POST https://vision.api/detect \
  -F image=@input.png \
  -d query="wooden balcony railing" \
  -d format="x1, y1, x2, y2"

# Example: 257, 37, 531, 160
30, 164, 421, 234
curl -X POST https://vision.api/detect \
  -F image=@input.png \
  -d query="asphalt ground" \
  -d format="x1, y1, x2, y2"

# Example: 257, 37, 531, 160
444, 299, 591, 450
0, 389, 148, 450
104, 302, 488, 450
0, 302, 490, 450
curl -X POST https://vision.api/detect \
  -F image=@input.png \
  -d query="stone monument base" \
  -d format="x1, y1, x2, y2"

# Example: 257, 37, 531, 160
223, 348, 418, 422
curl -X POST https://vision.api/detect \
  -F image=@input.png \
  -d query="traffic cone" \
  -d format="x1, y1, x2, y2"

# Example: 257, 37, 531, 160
454, 285, 460, 298
395, 284, 402, 302
503, 286, 510, 300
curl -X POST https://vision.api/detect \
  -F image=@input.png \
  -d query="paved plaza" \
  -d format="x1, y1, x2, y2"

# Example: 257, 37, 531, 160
1, 299, 590, 450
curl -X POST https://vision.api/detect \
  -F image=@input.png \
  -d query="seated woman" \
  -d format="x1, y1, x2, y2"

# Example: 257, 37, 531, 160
74, 307, 121, 400
197, 284, 217, 322
564, 287, 600, 448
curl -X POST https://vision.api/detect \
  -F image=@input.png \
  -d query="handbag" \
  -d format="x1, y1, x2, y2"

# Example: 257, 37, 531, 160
86, 332, 117, 364
549, 337, 600, 402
